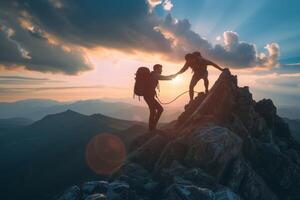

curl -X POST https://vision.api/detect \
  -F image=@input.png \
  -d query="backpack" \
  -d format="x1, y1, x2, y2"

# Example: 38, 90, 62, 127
134, 67, 151, 98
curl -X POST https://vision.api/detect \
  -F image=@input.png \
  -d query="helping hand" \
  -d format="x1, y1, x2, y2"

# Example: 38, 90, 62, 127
171, 74, 177, 79
222, 67, 228, 71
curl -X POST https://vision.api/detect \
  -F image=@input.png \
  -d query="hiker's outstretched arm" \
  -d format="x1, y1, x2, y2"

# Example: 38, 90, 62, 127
207, 60, 224, 71
176, 62, 189, 74
158, 74, 175, 80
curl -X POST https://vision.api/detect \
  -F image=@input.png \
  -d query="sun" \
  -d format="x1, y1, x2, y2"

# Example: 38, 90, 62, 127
172, 76, 183, 84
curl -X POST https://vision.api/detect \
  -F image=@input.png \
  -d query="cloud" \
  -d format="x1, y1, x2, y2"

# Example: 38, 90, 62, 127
16, 0, 171, 53
0, 76, 49, 81
256, 73, 300, 88
159, 15, 280, 68
0, 75, 63, 85
148, 0, 173, 11
0, 0, 280, 72
282, 63, 300, 67
162, 0, 173, 11
0, 85, 124, 94
0, 2, 91, 75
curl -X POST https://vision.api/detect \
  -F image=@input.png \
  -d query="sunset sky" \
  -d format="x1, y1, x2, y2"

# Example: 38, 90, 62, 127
0, 0, 299, 108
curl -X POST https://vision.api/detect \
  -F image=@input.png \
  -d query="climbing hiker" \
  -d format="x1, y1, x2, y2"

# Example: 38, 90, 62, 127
176, 51, 225, 101
134, 64, 176, 131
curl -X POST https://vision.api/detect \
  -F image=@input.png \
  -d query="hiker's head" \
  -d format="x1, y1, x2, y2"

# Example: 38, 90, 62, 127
192, 51, 202, 58
185, 53, 194, 62
153, 64, 163, 74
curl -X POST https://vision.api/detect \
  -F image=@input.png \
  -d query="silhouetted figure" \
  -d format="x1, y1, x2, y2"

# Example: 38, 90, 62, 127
142, 64, 176, 131
176, 51, 224, 101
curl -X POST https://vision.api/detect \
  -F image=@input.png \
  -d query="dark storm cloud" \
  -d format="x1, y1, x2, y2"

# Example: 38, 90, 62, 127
0, 0, 280, 72
0, 2, 91, 75
16, 0, 171, 52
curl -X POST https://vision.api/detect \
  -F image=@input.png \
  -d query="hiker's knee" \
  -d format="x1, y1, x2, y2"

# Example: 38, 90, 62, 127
157, 105, 164, 113
149, 107, 156, 114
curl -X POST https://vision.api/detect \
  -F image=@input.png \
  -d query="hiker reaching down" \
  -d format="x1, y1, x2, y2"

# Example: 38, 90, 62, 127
176, 51, 225, 101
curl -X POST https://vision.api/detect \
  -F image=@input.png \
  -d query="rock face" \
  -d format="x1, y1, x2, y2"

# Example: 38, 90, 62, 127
57, 69, 300, 200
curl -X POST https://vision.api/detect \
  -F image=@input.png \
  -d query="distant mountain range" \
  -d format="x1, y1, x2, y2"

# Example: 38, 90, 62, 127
0, 99, 181, 122
0, 117, 34, 132
0, 110, 147, 200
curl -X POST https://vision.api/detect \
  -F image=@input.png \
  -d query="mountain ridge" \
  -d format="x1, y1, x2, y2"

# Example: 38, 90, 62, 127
56, 69, 300, 200
0, 109, 147, 200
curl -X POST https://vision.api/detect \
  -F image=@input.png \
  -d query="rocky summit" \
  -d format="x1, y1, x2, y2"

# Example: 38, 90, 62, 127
56, 69, 300, 200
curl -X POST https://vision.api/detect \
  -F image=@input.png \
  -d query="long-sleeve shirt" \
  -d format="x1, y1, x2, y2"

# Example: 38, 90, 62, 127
177, 57, 223, 74
147, 71, 173, 96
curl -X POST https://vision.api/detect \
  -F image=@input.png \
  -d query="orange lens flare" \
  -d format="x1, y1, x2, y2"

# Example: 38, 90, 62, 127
85, 133, 126, 175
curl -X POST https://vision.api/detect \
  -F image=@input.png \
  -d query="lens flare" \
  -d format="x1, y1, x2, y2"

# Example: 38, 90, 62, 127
85, 133, 126, 175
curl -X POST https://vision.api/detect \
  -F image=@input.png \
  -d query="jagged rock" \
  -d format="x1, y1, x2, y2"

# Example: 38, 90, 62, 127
245, 139, 300, 200
176, 92, 207, 127
221, 157, 278, 200
159, 160, 189, 186
184, 126, 242, 179
129, 134, 170, 170
214, 187, 242, 200
274, 115, 291, 139
143, 180, 159, 194
84, 194, 106, 200
119, 163, 152, 194
129, 131, 156, 152
183, 168, 217, 190
82, 181, 109, 195
58, 186, 81, 200
106, 181, 137, 200
255, 99, 277, 128
55, 69, 300, 200
154, 138, 189, 174
255, 99, 291, 140
163, 183, 215, 200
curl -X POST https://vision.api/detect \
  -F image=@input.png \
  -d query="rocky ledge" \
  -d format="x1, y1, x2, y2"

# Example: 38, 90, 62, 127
56, 69, 300, 200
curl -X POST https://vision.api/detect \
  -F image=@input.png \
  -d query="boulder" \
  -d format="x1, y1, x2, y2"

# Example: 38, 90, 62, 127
185, 126, 242, 179
58, 186, 81, 200
129, 131, 156, 152
84, 194, 106, 200
119, 163, 151, 194
214, 187, 241, 200
245, 139, 300, 200
82, 181, 109, 195
164, 183, 215, 200
129, 134, 170, 170
106, 181, 137, 200
154, 138, 189, 174
255, 99, 277, 128
221, 157, 278, 200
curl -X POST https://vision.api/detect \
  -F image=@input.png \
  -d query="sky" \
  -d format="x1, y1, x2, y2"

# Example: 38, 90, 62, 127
0, 0, 299, 108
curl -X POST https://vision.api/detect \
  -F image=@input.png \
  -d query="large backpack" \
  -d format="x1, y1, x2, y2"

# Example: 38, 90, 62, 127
134, 67, 151, 98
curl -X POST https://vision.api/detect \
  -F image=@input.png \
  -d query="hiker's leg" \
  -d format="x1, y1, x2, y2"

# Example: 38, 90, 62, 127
153, 99, 163, 129
203, 71, 209, 93
144, 96, 156, 131
204, 77, 209, 93
189, 74, 200, 101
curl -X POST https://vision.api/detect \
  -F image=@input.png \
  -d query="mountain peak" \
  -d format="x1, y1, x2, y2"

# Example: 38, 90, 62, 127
56, 69, 300, 200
